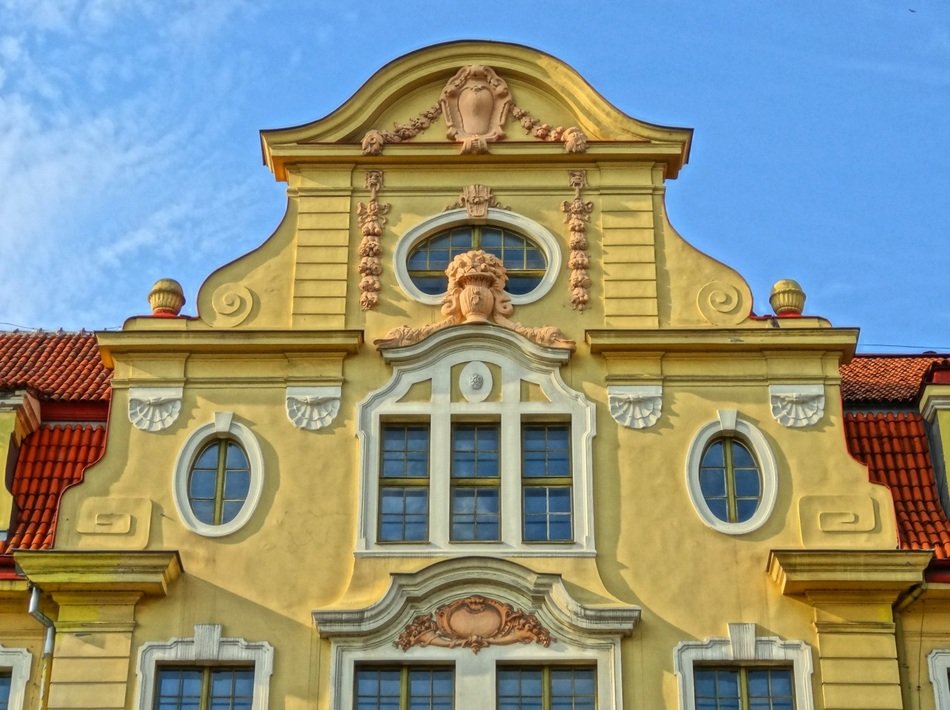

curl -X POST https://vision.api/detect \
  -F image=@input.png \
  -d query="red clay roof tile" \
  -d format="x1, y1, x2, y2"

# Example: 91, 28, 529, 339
0, 331, 111, 401
840, 355, 950, 405
844, 411, 950, 558
0, 423, 106, 553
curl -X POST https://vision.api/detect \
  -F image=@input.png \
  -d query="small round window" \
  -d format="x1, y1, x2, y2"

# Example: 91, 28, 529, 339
407, 225, 547, 296
698, 437, 761, 524
188, 439, 251, 526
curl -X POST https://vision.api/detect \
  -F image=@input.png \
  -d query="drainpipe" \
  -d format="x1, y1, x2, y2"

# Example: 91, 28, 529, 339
28, 586, 54, 709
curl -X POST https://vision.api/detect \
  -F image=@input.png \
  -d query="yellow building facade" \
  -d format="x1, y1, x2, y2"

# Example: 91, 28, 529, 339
2, 41, 950, 709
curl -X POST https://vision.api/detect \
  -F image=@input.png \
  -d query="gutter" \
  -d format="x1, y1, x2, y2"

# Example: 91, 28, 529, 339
28, 586, 54, 709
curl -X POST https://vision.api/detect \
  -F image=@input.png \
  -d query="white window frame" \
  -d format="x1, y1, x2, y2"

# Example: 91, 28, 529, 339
173, 411, 264, 537
393, 208, 562, 306
684, 408, 778, 535
135, 624, 273, 710
928, 648, 950, 709
0, 644, 32, 710
674, 623, 813, 710
357, 326, 595, 556
315, 557, 639, 710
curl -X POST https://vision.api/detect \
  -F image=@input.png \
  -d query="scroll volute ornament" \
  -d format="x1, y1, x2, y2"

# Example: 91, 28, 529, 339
396, 595, 553, 654
440, 65, 511, 154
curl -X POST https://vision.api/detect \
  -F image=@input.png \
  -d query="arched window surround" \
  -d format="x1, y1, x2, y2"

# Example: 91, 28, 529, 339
173, 411, 264, 538
684, 409, 778, 535
393, 208, 562, 306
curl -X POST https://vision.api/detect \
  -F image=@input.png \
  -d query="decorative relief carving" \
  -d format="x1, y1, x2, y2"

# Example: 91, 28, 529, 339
286, 386, 342, 431
769, 384, 825, 428
376, 250, 574, 350
211, 283, 255, 327
440, 65, 511, 154
561, 171, 593, 310
360, 65, 588, 155
459, 361, 492, 403
510, 107, 588, 153
696, 280, 747, 326
395, 595, 553, 654
76, 496, 152, 550
608, 385, 662, 429
799, 495, 878, 548
128, 386, 183, 432
357, 171, 391, 311
446, 184, 509, 218
360, 105, 443, 156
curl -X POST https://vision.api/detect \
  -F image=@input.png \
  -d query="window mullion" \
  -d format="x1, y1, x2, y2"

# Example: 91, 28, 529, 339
200, 667, 211, 710
213, 441, 228, 526
724, 439, 738, 524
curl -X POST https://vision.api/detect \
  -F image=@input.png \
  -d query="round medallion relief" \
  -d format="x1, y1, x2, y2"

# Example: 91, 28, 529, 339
460, 361, 492, 403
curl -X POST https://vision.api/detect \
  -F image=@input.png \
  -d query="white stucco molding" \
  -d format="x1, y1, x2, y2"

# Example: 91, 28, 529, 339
357, 325, 595, 556
393, 208, 562, 306
769, 383, 825, 428
314, 557, 639, 710
674, 623, 814, 710
0, 644, 32, 710
608, 385, 662, 429
286, 385, 342, 431
684, 409, 778, 535
135, 624, 274, 710
929, 648, 950, 709
128, 386, 184, 432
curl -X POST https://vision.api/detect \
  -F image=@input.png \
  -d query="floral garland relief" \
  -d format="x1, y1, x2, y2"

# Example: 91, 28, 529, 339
361, 65, 589, 156
375, 250, 574, 350
395, 596, 553, 654
357, 170, 390, 311
561, 170, 594, 310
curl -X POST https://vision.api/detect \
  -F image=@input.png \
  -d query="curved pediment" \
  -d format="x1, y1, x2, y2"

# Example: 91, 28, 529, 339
261, 41, 692, 179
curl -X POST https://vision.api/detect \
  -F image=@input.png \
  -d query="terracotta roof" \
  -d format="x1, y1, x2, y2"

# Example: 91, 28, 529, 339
840, 355, 950, 405
0, 331, 111, 401
0, 424, 106, 553
844, 412, 950, 558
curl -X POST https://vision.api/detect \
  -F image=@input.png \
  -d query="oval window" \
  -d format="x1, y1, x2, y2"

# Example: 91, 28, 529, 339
188, 439, 251, 526
406, 225, 546, 296
698, 437, 761, 523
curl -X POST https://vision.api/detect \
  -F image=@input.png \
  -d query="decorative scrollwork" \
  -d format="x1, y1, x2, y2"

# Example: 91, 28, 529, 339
375, 250, 574, 350
561, 171, 594, 310
211, 284, 255, 328
395, 595, 553, 654
696, 281, 748, 326
286, 386, 342, 431
357, 171, 391, 311
128, 387, 183, 432
446, 184, 509, 218
769, 384, 824, 428
608, 385, 662, 429
440, 65, 511, 154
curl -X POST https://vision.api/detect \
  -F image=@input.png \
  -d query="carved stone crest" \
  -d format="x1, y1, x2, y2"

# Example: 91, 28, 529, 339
769, 384, 825, 428
128, 386, 183, 432
608, 385, 662, 429
395, 595, 553, 654
375, 250, 574, 350
440, 65, 511, 154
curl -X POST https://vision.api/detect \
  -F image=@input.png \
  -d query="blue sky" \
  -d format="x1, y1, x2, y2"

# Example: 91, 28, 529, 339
1, 1, 948, 352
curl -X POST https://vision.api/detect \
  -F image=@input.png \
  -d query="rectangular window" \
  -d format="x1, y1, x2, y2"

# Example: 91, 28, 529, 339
522, 424, 572, 542
0, 670, 9, 710
451, 423, 500, 541
154, 666, 254, 710
694, 667, 793, 710
380, 424, 430, 542
497, 666, 595, 710
355, 666, 454, 710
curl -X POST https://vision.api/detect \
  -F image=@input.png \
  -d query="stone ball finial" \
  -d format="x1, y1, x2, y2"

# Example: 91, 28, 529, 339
148, 278, 186, 316
769, 279, 805, 316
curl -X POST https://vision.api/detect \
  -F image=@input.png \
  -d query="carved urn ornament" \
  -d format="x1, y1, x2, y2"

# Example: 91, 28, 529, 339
148, 278, 185, 316
769, 279, 806, 316
375, 250, 574, 350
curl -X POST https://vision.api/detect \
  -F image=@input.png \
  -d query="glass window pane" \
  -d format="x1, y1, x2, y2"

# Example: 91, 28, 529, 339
191, 500, 215, 524
731, 441, 756, 467
734, 468, 760, 498
225, 442, 249, 469
736, 499, 760, 523
224, 470, 250, 499
699, 469, 726, 498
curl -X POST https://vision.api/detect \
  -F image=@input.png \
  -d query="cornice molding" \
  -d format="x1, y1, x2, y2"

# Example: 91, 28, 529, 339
14, 550, 183, 596
767, 549, 931, 596
587, 327, 858, 357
